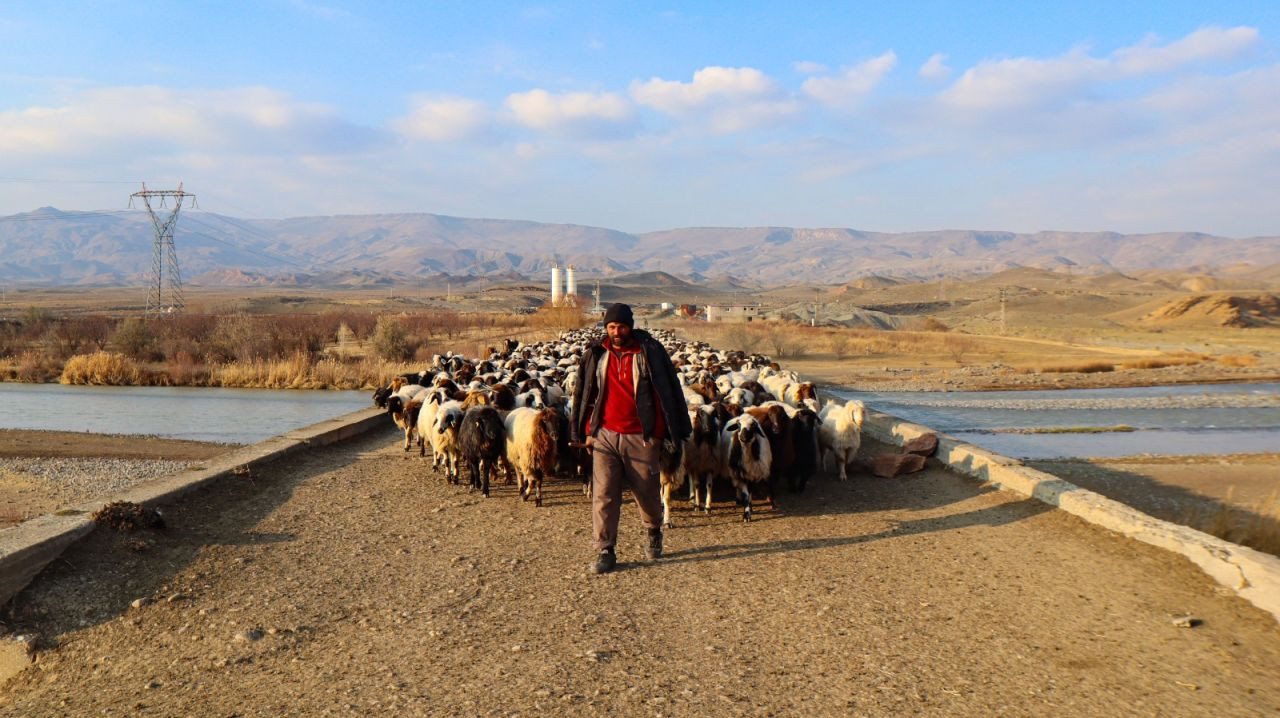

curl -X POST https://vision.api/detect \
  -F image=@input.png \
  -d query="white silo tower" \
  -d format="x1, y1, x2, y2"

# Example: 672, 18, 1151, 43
565, 265, 577, 300
550, 265, 563, 306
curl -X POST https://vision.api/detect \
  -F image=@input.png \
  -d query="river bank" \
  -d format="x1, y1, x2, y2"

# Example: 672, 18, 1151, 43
0, 430, 231, 528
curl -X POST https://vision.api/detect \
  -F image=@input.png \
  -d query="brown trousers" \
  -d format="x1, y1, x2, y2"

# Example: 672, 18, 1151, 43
591, 428, 664, 552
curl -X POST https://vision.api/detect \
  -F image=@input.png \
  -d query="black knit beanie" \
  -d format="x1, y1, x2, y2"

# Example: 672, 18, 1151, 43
603, 303, 634, 328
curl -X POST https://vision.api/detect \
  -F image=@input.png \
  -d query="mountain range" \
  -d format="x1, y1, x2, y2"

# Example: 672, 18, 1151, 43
2, 207, 1278, 287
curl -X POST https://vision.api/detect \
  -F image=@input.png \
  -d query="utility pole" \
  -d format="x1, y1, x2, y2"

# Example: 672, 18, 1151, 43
130, 182, 195, 315
999, 287, 1007, 335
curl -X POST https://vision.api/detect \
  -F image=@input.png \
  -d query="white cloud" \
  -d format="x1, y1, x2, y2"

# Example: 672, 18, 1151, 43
940, 25, 1258, 112
1114, 25, 1258, 75
504, 88, 634, 137
801, 52, 897, 107
918, 53, 951, 82
631, 66, 799, 132
632, 66, 777, 114
793, 60, 827, 74
0, 85, 384, 157
394, 95, 490, 142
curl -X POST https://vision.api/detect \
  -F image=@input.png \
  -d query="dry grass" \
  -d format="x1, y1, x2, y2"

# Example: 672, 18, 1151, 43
1037, 361, 1116, 374
1119, 356, 1204, 370
59, 352, 142, 385
1219, 354, 1259, 368
1183, 488, 1280, 556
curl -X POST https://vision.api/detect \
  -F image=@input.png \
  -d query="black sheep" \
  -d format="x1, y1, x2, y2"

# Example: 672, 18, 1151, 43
457, 406, 506, 497
786, 407, 822, 493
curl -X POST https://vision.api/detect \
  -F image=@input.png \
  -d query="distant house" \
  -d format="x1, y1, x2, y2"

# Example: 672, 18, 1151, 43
706, 304, 761, 323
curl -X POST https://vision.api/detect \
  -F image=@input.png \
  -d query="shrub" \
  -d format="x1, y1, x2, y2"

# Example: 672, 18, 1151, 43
370, 316, 411, 361
60, 352, 141, 385
110, 317, 153, 359
828, 331, 853, 359
15, 350, 60, 383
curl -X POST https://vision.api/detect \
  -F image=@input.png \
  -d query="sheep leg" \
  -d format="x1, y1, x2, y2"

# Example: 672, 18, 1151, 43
481, 460, 491, 498
838, 450, 849, 481
740, 483, 752, 523
533, 472, 542, 508
403, 427, 413, 451
702, 474, 714, 513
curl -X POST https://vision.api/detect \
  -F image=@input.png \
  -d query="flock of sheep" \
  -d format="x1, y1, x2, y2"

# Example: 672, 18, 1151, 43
372, 327, 867, 523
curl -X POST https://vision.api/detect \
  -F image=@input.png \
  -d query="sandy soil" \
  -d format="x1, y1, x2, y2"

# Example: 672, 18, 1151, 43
0, 425, 1278, 715
0, 430, 230, 461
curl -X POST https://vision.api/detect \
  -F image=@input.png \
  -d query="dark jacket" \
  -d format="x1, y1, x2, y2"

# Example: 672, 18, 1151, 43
570, 329, 692, 443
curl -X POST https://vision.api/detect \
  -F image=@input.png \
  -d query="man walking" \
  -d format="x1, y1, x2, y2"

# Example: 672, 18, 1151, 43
570, 303, 692, 574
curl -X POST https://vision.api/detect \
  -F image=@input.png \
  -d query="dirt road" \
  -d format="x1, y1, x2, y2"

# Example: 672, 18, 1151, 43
1, 424, 1278, 716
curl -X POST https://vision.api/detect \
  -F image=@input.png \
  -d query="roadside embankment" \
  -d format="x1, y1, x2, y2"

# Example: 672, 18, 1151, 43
862, 410, 1280, 623
0, 408, 386, 612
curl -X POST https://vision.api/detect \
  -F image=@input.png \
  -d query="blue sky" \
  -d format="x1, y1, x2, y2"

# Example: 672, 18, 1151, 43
1, 1, 1278, 236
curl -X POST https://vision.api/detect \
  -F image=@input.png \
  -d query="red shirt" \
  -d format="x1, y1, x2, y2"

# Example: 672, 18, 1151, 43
598, 345, 666, 439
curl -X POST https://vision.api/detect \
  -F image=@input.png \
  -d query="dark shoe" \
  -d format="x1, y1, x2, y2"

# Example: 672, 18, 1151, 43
590, 549, 617, 575
645, 528, 663, 560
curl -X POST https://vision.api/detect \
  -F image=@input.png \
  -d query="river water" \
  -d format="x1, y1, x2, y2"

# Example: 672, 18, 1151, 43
0, 383, 369, 444
1, 381, 1276, 459
831, 382, 1280, 459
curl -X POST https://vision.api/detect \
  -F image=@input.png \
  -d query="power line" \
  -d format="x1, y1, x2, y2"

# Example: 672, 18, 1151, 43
180, 214, 312, 270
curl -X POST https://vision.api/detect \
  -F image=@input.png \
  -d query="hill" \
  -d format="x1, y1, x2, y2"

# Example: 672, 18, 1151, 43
3, 207, 1280, 287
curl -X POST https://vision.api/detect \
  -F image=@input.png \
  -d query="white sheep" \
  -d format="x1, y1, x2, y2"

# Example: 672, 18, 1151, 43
503, 407, 560, 507
430, 400, 465, 484
818, 399, 864, 481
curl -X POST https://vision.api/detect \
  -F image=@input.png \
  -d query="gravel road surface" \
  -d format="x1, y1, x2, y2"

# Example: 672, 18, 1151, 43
1, 425, 1278, 716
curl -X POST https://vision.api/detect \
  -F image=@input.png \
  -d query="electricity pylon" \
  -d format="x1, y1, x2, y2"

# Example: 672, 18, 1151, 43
130, 182, 195, 315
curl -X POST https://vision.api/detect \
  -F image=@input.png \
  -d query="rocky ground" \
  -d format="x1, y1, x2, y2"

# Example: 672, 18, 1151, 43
0, 431, 231, 528
0, 425, 1278, 715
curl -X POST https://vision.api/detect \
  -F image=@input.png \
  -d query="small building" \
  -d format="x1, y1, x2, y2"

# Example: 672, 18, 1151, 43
706, 304, 761, 323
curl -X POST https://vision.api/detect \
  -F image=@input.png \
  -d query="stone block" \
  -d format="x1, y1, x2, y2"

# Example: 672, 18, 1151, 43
871, 453, 927, 478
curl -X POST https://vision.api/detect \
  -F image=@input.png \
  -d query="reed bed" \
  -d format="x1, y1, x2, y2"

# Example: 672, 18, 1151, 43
59, 352, 142, 386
